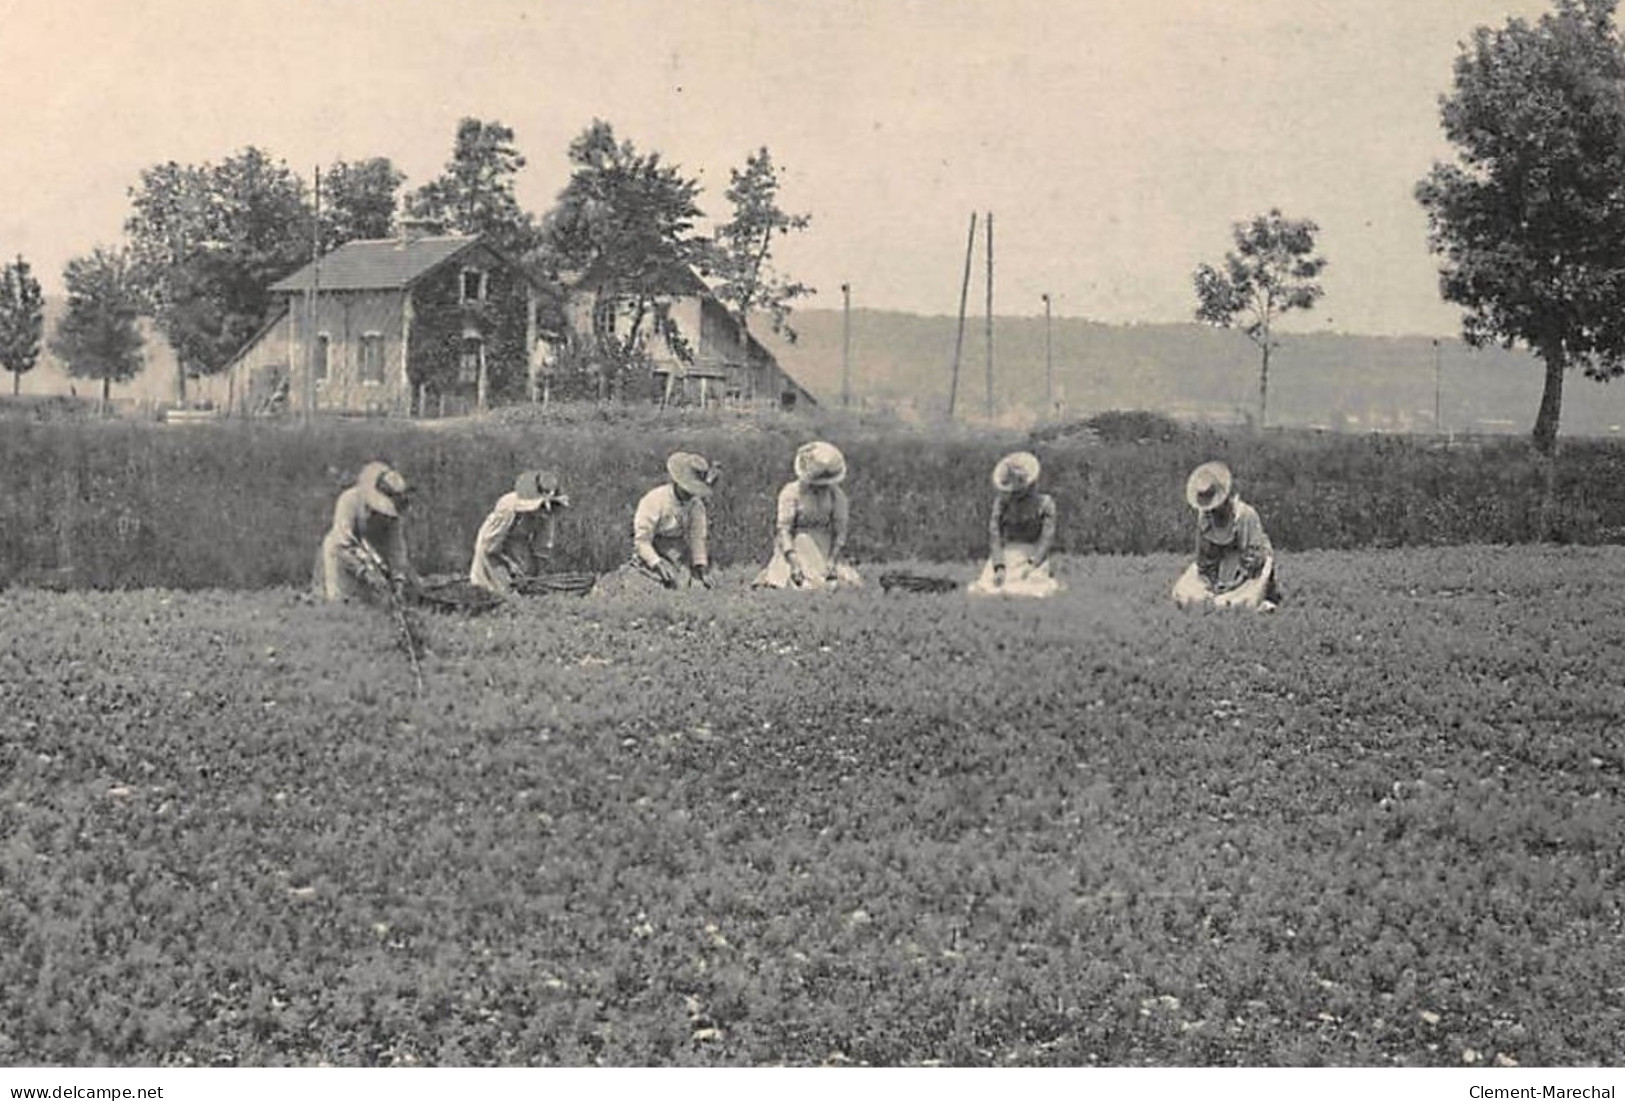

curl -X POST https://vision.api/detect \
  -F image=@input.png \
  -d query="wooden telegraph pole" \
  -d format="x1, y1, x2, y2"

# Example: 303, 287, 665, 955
984, 211, 994, 421
841, 282, 852, 408
1433, 338, 1443, 433
1042, 292, 1053, 414
304, 166, 322, 423
948, 212, 977, 418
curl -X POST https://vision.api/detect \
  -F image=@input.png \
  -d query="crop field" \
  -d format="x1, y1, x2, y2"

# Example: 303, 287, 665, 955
2, 544, 1622, 1067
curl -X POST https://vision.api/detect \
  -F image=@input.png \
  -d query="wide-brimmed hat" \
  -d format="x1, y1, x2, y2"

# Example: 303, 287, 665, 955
1185, 461, 1233, 512
666, 451, 718, 499
794, 441, 847, 486
358, 460, 410, 517
992, 451, 1041, 493
512, 469, 569, 512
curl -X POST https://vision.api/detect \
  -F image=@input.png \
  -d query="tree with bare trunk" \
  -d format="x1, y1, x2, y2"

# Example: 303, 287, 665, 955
1417, 0, 1625, 457
1193, 210, 1326, 429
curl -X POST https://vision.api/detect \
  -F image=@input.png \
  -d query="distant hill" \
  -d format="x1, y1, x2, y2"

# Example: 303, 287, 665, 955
760, 309, 1625, 438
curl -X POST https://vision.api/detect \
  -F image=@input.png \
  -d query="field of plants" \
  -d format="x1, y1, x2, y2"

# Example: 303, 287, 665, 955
3, 544, 1622, 1066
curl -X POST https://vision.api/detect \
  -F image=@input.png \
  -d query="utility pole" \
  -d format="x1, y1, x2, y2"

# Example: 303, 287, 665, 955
304, 165, 321, 423
1433, 338, 1442, 433
1041, 292, 1053, 414
841, 282, 852, 408
984, 211, 994, 421
948, 212, 977, 419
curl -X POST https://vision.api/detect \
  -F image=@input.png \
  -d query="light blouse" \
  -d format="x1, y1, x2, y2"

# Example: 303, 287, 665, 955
633, 484, 709, 568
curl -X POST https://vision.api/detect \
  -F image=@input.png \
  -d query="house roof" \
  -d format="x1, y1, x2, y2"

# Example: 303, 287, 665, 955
270, 234, 487, 293
566, 256, 710, 298
218, 302, 291, 375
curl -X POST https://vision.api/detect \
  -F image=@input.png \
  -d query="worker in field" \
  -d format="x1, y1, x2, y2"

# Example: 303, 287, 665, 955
313, 460, 421, 604
469, 469, 570, 594
969, 451, 1061, 598
595, 451, 720, 593
753, 441, 863, 591
1172, 460, 1281, 611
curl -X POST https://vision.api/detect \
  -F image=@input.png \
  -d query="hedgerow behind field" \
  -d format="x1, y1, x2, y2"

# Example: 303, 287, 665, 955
3, 411, 1625, 589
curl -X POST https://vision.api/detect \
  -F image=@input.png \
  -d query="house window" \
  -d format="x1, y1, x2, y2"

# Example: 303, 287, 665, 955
359, 333, 385, 385
312, 333, 330, 384
458, 336, 483, 385
460, 268, 487, 304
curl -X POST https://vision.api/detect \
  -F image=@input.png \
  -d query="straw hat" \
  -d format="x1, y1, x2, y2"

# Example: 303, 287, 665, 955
1185, 461, 1233, 513
794, 441, 847, 486
666, 452, 718, 499
512, 469, 569, 512
358, 460, 410, 517
991, 451, 1041, 493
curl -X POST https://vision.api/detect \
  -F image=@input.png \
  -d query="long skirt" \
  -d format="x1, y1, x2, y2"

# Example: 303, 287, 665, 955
469, 549, 529, 595
313, 535, 384, 604
753, 530, 863, 591
967, 543, 1061, 598
1172, 556, 1278, 610
590, 539, 695, 596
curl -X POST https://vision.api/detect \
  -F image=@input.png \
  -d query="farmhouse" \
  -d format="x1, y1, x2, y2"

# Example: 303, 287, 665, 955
560, 260, 817, 409
221, 226, 553, 416
221, 227, 816, 416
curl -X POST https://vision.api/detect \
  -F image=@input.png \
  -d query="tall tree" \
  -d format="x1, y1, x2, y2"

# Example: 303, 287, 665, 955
320, 156, 406, 252
52, 248, 144, 408
1193, 209, 1327, 428
707, 147, 812, 344
540, 120, 708, 392
0, 255, 44, 396
406, 118, 537, 256
1416, 0, 1625, 455
125, 148, 310, 401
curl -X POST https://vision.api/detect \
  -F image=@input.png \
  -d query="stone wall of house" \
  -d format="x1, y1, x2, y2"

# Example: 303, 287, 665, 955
287, 290, 410, 415
223, 311, 292, 414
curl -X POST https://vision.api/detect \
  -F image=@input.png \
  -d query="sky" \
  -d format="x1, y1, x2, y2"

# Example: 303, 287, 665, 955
0, 0, 1556, 336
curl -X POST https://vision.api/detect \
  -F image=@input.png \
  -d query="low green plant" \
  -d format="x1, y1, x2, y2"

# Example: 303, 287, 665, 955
1, 546, 1621, 1065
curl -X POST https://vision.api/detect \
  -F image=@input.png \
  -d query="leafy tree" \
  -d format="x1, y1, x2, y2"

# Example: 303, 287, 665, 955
540, 120, 708, 394
1193, 209, 1327, 429
125, 148, 310, 401
1416, 0, 1625, 455
0, 255, 44, 396
52, 248, 144, 408
320, 157, 406, 252
707, 147, 812, 343
406, 118, 537, 256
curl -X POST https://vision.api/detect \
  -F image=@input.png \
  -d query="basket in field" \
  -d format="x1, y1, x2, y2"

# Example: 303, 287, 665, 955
512, 572, 599, 598
878, 570, 961, 595
416, 575, 506, 615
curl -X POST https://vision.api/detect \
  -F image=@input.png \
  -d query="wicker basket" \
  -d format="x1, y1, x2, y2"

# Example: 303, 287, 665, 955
512, 572, 599, 597
416, 576, 505, 615
878, 571, 961, 595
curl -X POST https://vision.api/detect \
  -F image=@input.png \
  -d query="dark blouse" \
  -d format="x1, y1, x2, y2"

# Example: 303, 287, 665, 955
990, 491, 1057, 560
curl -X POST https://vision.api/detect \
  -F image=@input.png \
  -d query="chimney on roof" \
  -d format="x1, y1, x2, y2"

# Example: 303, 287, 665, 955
397, 217, 441, 247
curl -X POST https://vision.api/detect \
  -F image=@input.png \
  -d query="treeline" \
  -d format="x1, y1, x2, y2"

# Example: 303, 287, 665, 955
7, 119, 813, 408
1, 416, 1621, 590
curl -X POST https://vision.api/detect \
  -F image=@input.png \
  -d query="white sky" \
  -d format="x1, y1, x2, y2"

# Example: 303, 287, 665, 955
0, 0, 1554, 335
